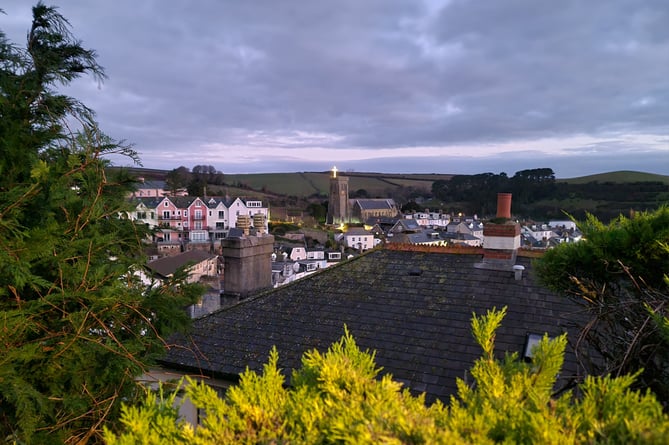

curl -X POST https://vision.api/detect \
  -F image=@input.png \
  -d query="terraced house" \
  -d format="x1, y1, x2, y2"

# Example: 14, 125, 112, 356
128, 195, 269, 252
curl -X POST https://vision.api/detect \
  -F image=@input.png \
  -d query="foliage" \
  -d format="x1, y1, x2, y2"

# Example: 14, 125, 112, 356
165, 166, 190, 195
0, 4, 200, 443
430, 168, 668, 220
164, 165, 224, 196
535, 207, 669, 403
107, 308, 669, 444
305, 202, 327, 223
401, 200, 424, 213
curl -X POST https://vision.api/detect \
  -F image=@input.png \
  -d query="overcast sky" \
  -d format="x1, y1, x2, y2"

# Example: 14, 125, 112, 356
2, 1, 668, 178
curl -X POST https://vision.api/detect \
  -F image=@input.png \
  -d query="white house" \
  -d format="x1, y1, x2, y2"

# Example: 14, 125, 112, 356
344, 227, 375, 251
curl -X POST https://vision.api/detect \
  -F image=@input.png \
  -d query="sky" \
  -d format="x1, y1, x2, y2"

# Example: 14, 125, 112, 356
2, 1, 668, 178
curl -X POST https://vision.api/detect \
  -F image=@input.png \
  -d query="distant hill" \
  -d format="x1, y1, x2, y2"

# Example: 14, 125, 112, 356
114, 167, 669, 204
559, 171, 669, 185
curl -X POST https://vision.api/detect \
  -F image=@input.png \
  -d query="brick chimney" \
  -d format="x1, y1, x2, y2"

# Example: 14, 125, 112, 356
479, 193, 520, 269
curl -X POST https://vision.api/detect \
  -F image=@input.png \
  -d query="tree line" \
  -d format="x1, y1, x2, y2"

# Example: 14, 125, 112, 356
431, 168, 669, 220
165, 165, 225, 196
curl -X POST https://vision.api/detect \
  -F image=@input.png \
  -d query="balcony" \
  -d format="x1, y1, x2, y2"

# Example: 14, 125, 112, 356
192, 215, 205, 221
157, 215, 183, 221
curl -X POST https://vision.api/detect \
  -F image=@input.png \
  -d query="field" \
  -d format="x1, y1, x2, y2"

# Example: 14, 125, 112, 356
559, 170, 669, 185
118, 167, 669, 203
223, 171, 446, 198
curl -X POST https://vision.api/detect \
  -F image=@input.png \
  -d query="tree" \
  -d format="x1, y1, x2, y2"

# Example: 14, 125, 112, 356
165, 166, 190, 195
401, 200, 423, 213
351, 188, 369, 198
535, 207, 669, 403
106, 307, 669, 444
189, 164, 224, 195
0, 4, 200, 443
305, 202, 327, 224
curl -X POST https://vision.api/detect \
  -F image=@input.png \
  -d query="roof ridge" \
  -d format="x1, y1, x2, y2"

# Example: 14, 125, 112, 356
382, 243, 544, 258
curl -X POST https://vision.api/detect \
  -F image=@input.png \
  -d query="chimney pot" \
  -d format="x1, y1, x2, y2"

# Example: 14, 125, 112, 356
496, 193, 512, 219
513, 264, 525, 280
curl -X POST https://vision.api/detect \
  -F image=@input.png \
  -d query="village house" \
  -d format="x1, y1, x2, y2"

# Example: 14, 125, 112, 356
141, 250, 221, 318
343, 227, 376, 251
404, 211, 451, 228
129, 178, 187, 198
364, 216, 400, 236
128, 195, 269, 253
154, 194, 587, 424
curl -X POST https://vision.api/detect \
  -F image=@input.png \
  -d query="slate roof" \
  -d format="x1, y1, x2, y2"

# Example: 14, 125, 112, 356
160, 246, 585, 403
352, 199, 397, 210
131, 197, 163, 208
147, 250, 217, 278
345, 227, 372, 236
390, 219, 422, 233
388, 229, 447, 244
364, 216, 399, 226
136, 180, 166, 190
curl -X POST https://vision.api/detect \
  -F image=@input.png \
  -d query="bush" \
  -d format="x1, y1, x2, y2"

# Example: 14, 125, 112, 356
106, 308, 669, 444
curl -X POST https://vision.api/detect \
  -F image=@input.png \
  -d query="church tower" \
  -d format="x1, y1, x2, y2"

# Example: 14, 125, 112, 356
327, 166, 349, 225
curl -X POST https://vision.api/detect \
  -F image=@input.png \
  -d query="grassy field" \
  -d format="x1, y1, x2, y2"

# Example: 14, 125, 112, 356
223, 171, 445, 198
559, 170, 669, 185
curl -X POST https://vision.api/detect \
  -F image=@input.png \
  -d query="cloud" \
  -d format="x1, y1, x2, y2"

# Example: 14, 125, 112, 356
2, 0, 668, 176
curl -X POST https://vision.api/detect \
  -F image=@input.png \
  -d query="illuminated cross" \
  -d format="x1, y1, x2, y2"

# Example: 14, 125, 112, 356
332, 165, 338, 178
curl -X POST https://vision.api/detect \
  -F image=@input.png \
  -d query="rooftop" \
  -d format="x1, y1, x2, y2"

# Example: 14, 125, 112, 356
161, 245, 584, 403
147, 250, 217, 278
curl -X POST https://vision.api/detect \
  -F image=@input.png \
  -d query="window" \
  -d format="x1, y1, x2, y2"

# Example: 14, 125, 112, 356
137, 211, 146, 219
218, 211, 225, 218
191, 232, 207, 241
215, 222, 225, 229
195, 210, 202, 220
195, 221, 202, 230
164, 201, 169, 207
163, 211, 170, 219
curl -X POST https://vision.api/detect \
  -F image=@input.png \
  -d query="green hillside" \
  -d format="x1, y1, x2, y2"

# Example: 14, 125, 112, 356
223, 171, 445, 198
559, 170, 669, 185
208, 170, 669, 198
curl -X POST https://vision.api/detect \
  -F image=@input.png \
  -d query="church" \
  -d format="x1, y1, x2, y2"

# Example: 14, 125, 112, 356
326, 166, 399, 225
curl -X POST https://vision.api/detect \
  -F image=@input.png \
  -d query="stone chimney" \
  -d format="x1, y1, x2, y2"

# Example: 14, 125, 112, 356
478, 193, 520, 270
221, 234, 274, 298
